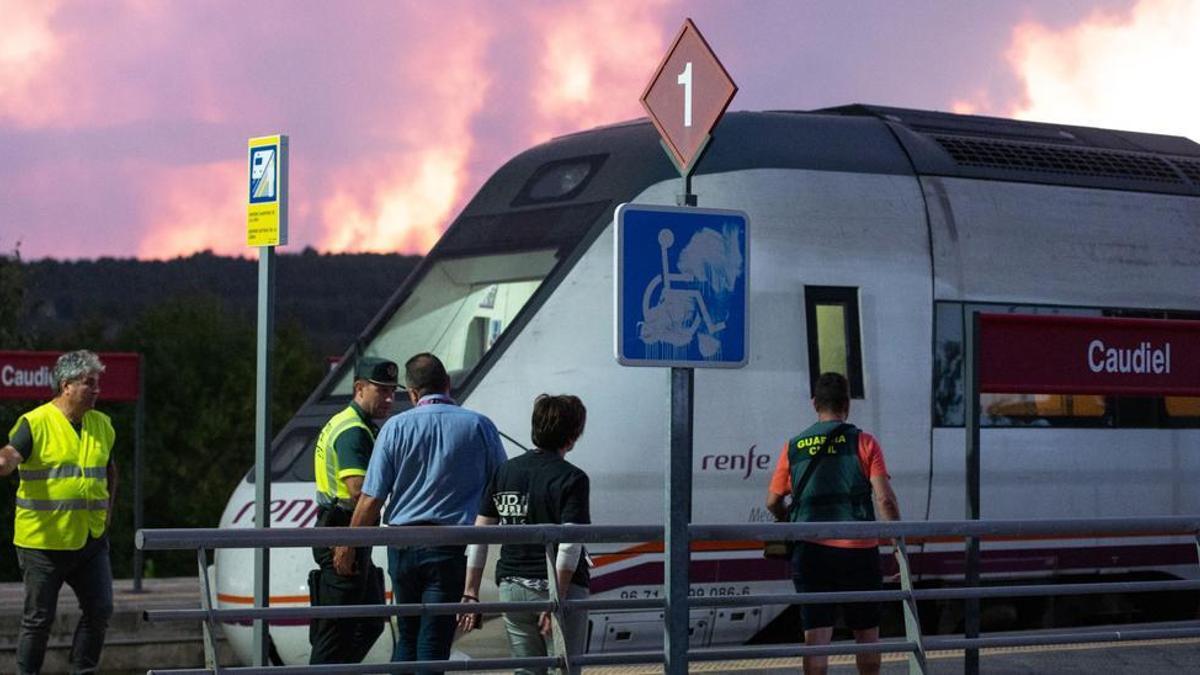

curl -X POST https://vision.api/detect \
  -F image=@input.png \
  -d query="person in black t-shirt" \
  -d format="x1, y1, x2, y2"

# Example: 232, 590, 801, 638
459, 394, 590, 675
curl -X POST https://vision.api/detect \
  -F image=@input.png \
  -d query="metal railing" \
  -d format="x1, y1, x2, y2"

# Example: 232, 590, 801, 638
136, 516, 1200, 674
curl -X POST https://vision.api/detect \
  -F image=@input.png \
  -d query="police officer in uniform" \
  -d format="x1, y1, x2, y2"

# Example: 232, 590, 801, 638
308, 357, 398, 664
766, 372, 901, 675
0, 350, 116, 675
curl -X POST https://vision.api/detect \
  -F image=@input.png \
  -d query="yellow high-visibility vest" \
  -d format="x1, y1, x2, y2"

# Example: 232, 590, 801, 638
11, 402, 114, 550
313, 405, 373, 510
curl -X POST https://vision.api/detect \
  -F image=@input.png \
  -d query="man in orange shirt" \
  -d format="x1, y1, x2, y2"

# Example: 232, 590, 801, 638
766, 372, 901, 675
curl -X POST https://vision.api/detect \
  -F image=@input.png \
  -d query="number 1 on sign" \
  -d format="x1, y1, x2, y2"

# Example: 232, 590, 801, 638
677, 61, 693, 127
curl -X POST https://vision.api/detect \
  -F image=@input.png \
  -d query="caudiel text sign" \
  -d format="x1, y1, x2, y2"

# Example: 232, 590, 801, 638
977, 314, 1200, 396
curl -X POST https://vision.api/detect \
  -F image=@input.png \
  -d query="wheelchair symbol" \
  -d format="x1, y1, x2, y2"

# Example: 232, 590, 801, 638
638, 228, 727, 358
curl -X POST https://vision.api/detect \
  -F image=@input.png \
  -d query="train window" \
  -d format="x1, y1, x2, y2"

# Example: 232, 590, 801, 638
246, 427, 317, 484
328, 249, 559, 396
1166, 397, 1200, 418
512, 155, 606, 206
933, 301, 1200, 428
804, 286, 864, 398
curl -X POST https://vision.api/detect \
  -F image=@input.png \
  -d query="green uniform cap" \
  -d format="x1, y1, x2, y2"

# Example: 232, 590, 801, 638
355, 357, 399, 386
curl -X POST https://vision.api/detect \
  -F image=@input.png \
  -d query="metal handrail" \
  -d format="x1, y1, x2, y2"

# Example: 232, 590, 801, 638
138, 516, 1200, 674
137, 515, 1200, 550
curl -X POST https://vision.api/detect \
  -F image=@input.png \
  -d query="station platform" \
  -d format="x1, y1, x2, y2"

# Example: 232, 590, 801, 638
2, 576, 1196, 673
661, 635, 1200, 673
0, 576, 232, 674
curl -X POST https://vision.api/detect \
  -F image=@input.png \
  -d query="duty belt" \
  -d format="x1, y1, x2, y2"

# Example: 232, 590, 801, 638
315, 492, 356, 511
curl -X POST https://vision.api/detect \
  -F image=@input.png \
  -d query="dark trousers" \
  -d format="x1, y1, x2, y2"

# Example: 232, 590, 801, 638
791, 541, 882, 631
309, 509, 386, 664
16, 535, 114, 675
388, 545, 467, 673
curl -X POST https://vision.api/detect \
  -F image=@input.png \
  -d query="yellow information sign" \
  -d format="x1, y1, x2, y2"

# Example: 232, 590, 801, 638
246, 134, 288, 247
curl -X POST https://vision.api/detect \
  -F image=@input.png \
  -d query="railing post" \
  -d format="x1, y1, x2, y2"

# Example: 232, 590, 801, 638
133, 361, 145, 592
196, 548, 221, 674
252, 244, 275, 666
894, 537, 928, 675
545, 541, 573, 674
963, 310, 982, 675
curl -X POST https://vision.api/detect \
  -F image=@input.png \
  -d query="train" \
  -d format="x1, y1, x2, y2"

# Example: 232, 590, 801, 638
213, 104, 1200, 664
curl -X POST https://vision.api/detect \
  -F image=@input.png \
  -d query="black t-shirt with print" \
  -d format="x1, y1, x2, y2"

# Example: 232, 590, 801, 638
479, 449, 590, 588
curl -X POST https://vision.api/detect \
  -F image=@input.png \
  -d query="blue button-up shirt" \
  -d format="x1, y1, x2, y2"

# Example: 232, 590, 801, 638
362, 394, 507, 526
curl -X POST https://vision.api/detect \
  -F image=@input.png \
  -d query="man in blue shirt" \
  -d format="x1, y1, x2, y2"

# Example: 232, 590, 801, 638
338, 353, 506, 670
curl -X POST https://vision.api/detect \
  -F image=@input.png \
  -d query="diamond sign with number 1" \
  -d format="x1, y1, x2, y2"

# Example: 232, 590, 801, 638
640, 18, 737, 175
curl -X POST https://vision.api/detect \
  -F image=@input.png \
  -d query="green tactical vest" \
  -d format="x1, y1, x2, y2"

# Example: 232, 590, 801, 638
786, 420, 875, 523
313, 405, 373, 510
11, 402, 115, 550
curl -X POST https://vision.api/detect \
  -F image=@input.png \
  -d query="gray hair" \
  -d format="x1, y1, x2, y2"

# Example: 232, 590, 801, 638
52, 350, 105, 395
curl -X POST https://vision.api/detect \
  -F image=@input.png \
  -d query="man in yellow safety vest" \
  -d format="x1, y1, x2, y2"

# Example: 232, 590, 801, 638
308, 356, 398, 664
0, 350, 117, 675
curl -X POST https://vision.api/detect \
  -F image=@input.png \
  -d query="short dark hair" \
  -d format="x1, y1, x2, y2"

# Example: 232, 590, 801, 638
531, 394, 587, 452
405, 353, 450, 396
812, 372, 850, 414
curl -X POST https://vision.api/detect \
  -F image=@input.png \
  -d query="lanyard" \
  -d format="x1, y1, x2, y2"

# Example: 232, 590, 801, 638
416, 395, 456, 407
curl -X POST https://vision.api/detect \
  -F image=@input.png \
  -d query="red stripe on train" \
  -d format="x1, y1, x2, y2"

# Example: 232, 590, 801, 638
589, 543, 1198, 593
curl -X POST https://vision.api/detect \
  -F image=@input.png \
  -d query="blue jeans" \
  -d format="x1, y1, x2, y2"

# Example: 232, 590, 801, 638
388, 545, 466, 673
16, 535, 113, 675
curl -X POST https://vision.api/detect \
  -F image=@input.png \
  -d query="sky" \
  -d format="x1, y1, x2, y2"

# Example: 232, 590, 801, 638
2, 0, 1197, 261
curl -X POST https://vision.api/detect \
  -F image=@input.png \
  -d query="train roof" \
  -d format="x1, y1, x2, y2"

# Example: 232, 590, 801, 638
469, 105, 1200, 213
822, 103, 1200, 196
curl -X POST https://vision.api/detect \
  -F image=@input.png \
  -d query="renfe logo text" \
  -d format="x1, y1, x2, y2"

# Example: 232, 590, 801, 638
701, 445, 770, 480
1088, 340, 1171, 375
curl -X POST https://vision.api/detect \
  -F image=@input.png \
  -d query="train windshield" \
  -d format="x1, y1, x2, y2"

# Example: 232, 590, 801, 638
328, 248, 560, 395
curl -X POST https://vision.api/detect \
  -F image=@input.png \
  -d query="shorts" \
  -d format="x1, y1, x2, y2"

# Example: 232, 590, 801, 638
791, 541, 882, 631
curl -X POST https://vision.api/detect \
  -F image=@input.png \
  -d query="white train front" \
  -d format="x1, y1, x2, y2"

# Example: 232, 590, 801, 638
213, 105, 1200, 665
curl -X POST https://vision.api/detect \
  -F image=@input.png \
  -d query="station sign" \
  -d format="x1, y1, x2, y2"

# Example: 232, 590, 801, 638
614, 203, 749, 368
246, 134, 289, 247
641, 18, 737, 175
0, 351, 141, 402
978, 314, 1200, 396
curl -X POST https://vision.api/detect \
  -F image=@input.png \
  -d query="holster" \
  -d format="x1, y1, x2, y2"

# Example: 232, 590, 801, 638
307, 568, 322, 643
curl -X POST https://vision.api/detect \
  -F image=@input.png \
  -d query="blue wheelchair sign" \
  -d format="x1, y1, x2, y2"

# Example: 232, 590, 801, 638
615, 203, 749, 368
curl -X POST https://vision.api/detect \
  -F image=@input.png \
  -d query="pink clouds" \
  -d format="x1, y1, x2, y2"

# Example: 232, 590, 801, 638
1008, 0, 1200, 137
8, 2, 1189, 262
0, 1, 681, 260
526, 0, 671, 143
308, 6, 494, 255
956, 0, 1200, 139
135, 160, 245, 258
0, 0, 64, 128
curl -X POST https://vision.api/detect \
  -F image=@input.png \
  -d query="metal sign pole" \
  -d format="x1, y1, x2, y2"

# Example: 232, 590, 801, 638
637, 22, 735, 672
675, 166, 698, 208
664, 177, 699, 675
133, 357, 145, 592
246, 132, 285, 667
964, 311, 982, 674
665, 365, 693, 675
252, 245, 275, 666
